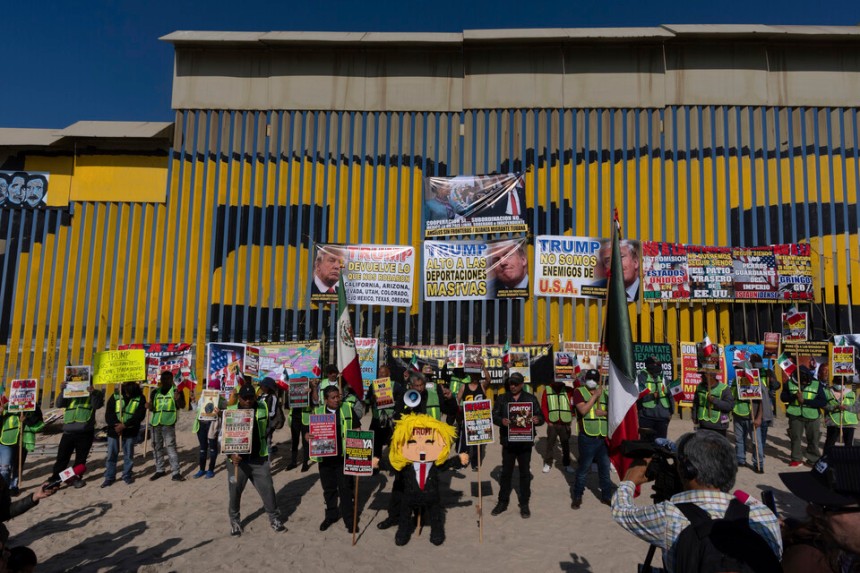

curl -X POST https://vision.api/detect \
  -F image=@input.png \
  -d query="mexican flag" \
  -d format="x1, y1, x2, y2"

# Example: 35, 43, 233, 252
604, 213, 640, 479
667, 379, 685, 402
336, 274, 364, 400
502, 339, 511, 366
573, 354, 581, 377
777, 352, 796, 378
409, 353, 420, 372
702, 333, 715, 357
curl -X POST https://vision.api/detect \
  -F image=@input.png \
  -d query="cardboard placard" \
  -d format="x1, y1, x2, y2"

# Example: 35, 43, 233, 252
507, 402, 533, 442
447, 343, 466, 369
221, 409, 254, 454
343, 430, 374, 476
198, 390, 220, 422
373, 377, 395, 409
736, 369, 763, 401
288, 380, 310, 409
93, 349, 146, 385
63, 365, 91, 399
8, 379, 37, 413
309, 413, 338, 457
463, 399, 494, 445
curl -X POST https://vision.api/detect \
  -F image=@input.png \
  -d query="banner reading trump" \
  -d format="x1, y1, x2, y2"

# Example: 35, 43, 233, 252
424, 173, 528, 238
311, 244, 415, 307
423, 238, 529, 301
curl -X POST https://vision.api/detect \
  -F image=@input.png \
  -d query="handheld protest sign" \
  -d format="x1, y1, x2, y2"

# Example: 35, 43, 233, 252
463, 399, 494, 446
221, 409, 254, 454
8, 379, 38, 413
308, 414, 338, 457
372, 377, 395, 409
198, 390, 220, 422
507, 402, 534, 442
63, 365, 92, 399
288, 379, 310, 409
344, 429, 374, 546
93, 349, 146, 385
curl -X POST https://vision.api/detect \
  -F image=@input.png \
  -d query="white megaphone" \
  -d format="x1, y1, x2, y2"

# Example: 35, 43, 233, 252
403, 389, 421, 409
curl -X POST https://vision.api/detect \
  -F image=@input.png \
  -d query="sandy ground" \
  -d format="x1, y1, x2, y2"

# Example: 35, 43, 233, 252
8, 409, 812, 573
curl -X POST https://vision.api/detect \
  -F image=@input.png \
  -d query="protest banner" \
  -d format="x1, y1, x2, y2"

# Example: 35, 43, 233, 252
509, 352, 531, 385
562, 341, 606, 377
93, 349, 146, 385
782, 310, 808, 342
632, 343, 674, 380
206, 343, 245, 396
835, 334, 860, 376
533, 235, 605, 299
641, 242, 690, 301
309, 413, 338, 457
464, 344, 483, 373
355, 338, 378, 395
8, 380, 37, 413
678, 342, 709, 406
732, 246, 780, 301
463, 399, 494, 445
343, 430, 374, 477
447, 343, 465, 369
554, 352, 577, 383
831, 341, 856, 377
118, 343, 194, 387
198, 390, 220, 422
507, 402, 534, 442
423, 173, 528, 238
221, 409, 254, 454
725, 344, 766, 382
373, 377, 395, 409
424, 237, 528, 301
775, 243, 814, 301
779, 341, 830, 383
0, 171, 49, 209
687, 245, 734, 302
763, 332, 781, 359
63, 365, 92, 399
311, 244, 415, 307
244, 341, 321, 382
736, 369, 763, 400
288, 379, 310, 409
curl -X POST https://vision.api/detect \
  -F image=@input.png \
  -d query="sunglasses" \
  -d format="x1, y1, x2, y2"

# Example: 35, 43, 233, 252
814, 503, 860, 515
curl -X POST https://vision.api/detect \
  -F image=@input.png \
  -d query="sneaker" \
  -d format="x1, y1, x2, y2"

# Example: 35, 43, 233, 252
149, 471, 167, 481
471, 466, 478, 472
73, 478, 86, 489
192, 470, 206, 479
204, 470, 216, 479
571, 498, 582, 510
172, 474, 186, 482
319, 518, 337, 531
346, 521, 359, 534
300, 463, 310, 473
124, 476, 135, 485
491, 501, 508, 516
100, 480, 114, 489
542, 463, 551, 474
271, 519, 286, 533
564, 466, 575, 475
789, 461, 804, 468
377, 517, 397, 530
230, 521, 243, 537
520, 505, 531, 519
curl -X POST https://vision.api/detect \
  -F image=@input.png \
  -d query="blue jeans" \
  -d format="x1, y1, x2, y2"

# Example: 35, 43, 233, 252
105, 436, 135, 481
0, 444, 19, 488
573, 434, 613, 501
733, 418, 763, 468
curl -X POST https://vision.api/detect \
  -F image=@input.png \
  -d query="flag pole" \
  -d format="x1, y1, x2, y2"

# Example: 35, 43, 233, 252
17, 413, 23, 488
352, 476, 359, 546
478, 451, 483, 544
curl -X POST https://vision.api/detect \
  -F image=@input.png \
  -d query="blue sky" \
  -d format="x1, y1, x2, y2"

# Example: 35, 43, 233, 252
3, 0, 859, 129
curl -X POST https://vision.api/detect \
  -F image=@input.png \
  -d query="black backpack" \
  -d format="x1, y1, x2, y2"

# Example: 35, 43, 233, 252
673, 499, 781, 573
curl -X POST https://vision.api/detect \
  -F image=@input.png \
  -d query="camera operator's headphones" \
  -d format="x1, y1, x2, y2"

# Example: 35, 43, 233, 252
676, 439, 699, 481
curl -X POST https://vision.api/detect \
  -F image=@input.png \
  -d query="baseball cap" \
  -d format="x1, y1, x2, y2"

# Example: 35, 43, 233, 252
508, 372, 525, 385
584, 369, 600, 382
259, 377, 278, 391
238, 384, 257, 401
779, 446, 860, 507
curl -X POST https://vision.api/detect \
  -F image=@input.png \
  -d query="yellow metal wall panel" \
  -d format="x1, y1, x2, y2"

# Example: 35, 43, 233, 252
69, 155, 168, 203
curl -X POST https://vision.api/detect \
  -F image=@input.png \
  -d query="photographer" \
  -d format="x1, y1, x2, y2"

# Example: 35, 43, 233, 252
610, 431, 782, 572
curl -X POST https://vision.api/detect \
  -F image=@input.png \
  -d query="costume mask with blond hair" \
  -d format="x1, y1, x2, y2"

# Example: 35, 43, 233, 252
388, 414, 457, 471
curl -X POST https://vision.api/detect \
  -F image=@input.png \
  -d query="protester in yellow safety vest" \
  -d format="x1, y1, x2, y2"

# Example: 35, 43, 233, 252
148, 371, 186, 482
0, 403, 44, 495
824, 381, 858, 448
225, 383, 285, 536
192, 380, 226, 480
50, 379, 104, 487
101, 382, 145, 487
636, 357, 674, 440
366, 364, 401, 462
731, 368, 764, 474
693, 369, 735, 437
393, 370, 457, 422
781, 365, 828, 467
541, 379, 575, 474
287, 377, 319, 473
315, 385, 361, 533
571, 369, 613, 509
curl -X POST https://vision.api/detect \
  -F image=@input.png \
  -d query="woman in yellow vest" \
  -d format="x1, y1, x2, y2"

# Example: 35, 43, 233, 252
148, 371, 186, 482
102, 382, 145, 487
824, 381, 858, 448
693, 370, 735, 437
0, 402, 44, 495
571, 369, 612, 509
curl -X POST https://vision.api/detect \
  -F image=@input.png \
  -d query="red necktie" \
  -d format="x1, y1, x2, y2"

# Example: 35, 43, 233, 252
419, 463, 427, 490
328, 287, 336, 294
509, 191, 519, 216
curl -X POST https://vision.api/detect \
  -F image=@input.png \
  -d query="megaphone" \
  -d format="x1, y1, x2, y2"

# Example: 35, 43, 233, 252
404, 389, 421, 409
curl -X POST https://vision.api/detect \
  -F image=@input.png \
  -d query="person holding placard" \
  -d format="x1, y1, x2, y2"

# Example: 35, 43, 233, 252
824, 380, 858, 448
315, 385, 361, 533
225, 384, 285, 536
491, 372, 544, 519
731, 370, 764, 474
50, 381, 104, 487
287, 378, 318, 472
540, 377, 575, 474
571, 369, 613, 509
693, 368, 734, 438
782, 365, 828, 467
102, 382, 145, 487
457, 367, 491, 472
148, 372, 186, 482
366, 365, 400, 461
0, 404, 44, 495
637, 356, 674, 440
192, 385, 224, 479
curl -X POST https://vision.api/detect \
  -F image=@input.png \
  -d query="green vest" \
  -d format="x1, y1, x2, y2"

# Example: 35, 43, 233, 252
449, 376, 468, 402
732, 385, 751, 418
785, 380, 822, 420
151, 388, 177, 426
696, 382, 727, 424
227, 401, 269, 457
115, 395, 143, 425
640, 375, 670, 410
314, 402, 353, 454
0, 414, 43, 450
63, 397, 94, 424
425, 387, 441, 420
577, 387, 607, 437
827, 388, 858, 426
545, 386, 573, 424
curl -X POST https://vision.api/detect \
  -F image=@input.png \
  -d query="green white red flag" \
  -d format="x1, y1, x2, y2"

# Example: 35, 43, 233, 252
336, 274, 364, 400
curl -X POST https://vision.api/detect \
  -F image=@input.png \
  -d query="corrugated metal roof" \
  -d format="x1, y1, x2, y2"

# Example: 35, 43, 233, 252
58, 121, 172, 139
0, 128, 62, 147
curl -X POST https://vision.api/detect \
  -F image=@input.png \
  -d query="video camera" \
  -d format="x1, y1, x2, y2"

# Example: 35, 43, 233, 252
621, 437, 683, 503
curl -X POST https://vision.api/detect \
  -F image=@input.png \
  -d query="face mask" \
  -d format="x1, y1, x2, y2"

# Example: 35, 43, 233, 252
585, 380, 598, 390
646, 364, 661, 377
